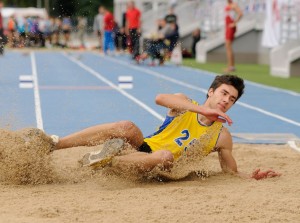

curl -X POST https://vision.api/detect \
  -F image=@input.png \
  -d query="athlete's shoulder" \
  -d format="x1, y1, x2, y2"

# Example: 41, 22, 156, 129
216, 127, 233, 151
220, 127, 232, 140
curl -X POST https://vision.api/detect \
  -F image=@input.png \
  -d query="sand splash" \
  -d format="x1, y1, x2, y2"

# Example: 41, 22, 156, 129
0, 128, 57, 185
0, 123, 220, 185
101, 124, 220, 183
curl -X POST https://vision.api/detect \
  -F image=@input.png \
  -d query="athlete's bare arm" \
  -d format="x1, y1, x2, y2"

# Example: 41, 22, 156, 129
217, 128, 281, 180
231, 3, 243, 26
216, 127, 238, 172
155, 93, 233, 125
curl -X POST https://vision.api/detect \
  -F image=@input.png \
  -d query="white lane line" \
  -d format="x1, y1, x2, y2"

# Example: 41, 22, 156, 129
30, 52, 44, 130
62, 52, 164, 122
98, 54, 300, 127
183, 65, 300, 97
237, 102, 300, 127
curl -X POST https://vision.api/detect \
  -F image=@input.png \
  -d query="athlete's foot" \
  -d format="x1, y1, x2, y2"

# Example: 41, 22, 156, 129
223, 66, 236, 73
80, 138, 124, 168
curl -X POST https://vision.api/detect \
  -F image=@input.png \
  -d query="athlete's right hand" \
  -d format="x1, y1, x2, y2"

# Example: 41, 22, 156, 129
201, 108, 233, 126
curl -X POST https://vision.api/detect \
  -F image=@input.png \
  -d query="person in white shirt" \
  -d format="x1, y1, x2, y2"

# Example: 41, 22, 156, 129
93, 6, 104, 50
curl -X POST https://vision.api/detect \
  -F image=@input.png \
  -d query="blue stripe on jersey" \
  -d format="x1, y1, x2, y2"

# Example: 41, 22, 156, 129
145, 115, 175, 138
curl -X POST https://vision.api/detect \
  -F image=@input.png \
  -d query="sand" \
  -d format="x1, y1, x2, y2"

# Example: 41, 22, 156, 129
0, 129, 300, 223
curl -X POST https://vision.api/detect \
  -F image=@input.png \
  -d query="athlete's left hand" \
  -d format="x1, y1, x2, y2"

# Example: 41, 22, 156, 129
251, 168, 281, 180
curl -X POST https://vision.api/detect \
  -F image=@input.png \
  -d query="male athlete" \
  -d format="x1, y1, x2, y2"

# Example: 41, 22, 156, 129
51, 74, 279, 180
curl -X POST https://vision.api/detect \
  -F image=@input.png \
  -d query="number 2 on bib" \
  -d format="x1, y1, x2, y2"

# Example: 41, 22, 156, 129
174, 129, 190, 146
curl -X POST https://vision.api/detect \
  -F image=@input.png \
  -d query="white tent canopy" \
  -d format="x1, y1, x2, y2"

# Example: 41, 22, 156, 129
1, 7, 48, 19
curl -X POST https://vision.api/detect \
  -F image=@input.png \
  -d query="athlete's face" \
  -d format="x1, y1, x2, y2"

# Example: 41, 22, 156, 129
207, 84, 238, 112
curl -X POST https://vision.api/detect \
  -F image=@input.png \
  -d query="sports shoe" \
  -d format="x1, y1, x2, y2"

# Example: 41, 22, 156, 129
50, 135, 59, 144
80, 138, 124, 168
49, 135, 59, 152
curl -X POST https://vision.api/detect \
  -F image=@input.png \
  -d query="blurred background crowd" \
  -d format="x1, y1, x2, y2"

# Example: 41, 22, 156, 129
1, 0, 300, 69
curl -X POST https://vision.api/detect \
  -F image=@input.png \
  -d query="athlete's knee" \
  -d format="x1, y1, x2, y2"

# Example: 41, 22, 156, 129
155, 150, 174, 169
160, 150, 174, 162
114, 121, 143, 143
115, 121, 138, 133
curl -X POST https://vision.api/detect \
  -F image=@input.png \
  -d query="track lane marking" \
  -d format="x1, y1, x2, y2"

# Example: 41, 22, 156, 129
97, 54, 300, 128
62, 52, 164, 121
30, 52, 44, 130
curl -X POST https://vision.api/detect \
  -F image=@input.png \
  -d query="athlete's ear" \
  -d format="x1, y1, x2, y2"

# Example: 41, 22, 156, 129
208, 88, 214, 97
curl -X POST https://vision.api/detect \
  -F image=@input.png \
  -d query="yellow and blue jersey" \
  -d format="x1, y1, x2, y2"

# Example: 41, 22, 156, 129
144, 100, 223, 159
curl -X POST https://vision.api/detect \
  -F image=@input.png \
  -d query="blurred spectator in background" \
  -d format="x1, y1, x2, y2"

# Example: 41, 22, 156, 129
113, 21, 127, 53
165, 21, 179, 53
26, 17, 39, 47
126, 1, 141, 60
77, 16, 87, 49
139, 18, 178, 65
93, 6, 104, 50
16, 16, 26, 47
62, 16, 72, 47
43, 16, 53, 48
37, 16, 47, 47
224, 0, 243, 73
191, 28, 201, 57
0, 0, 6, 55
121, 11, 130, 51
163, 6, 179, 56
169, 0, 178, 8
164, 6, 177, 24
51, 17, 61, 47
7, 15, 16, 47
102, 6, 115, 55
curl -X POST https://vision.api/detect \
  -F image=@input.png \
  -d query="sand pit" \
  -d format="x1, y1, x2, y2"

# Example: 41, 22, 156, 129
0, 129, 300, 222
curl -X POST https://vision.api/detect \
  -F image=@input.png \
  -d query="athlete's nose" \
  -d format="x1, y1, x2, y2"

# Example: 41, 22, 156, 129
223, 95, 230, 103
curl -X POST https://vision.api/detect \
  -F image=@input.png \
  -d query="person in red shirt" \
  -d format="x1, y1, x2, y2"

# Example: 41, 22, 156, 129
102, 6, 115, 55
224, 0, 243, 73
125, 1, 141, 60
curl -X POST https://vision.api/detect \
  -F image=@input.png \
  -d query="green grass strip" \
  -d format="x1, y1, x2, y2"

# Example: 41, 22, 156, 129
183, 59, 300, 93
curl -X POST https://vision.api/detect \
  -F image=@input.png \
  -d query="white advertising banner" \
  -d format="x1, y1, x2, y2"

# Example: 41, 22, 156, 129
261, 0, 285, 48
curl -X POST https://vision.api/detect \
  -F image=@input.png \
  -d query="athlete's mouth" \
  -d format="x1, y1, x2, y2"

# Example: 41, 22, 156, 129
218, 103, 226, 111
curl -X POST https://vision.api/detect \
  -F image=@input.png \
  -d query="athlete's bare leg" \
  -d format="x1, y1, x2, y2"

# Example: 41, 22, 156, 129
225, 39, 235, 71
112, 150, 174, 172
56, 121, 144, 150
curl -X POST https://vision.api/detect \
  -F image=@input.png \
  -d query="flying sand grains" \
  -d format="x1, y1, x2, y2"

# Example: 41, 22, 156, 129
145, 122, 221, 181
0, 128, 57, 185
0, 121, 222, 185
99, 123, 221, 182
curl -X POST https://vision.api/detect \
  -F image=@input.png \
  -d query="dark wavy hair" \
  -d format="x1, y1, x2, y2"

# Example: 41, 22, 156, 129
206, 75, 245, 102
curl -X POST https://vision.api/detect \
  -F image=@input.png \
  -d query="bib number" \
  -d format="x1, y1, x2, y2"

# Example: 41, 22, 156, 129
175, 129, 190, 146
